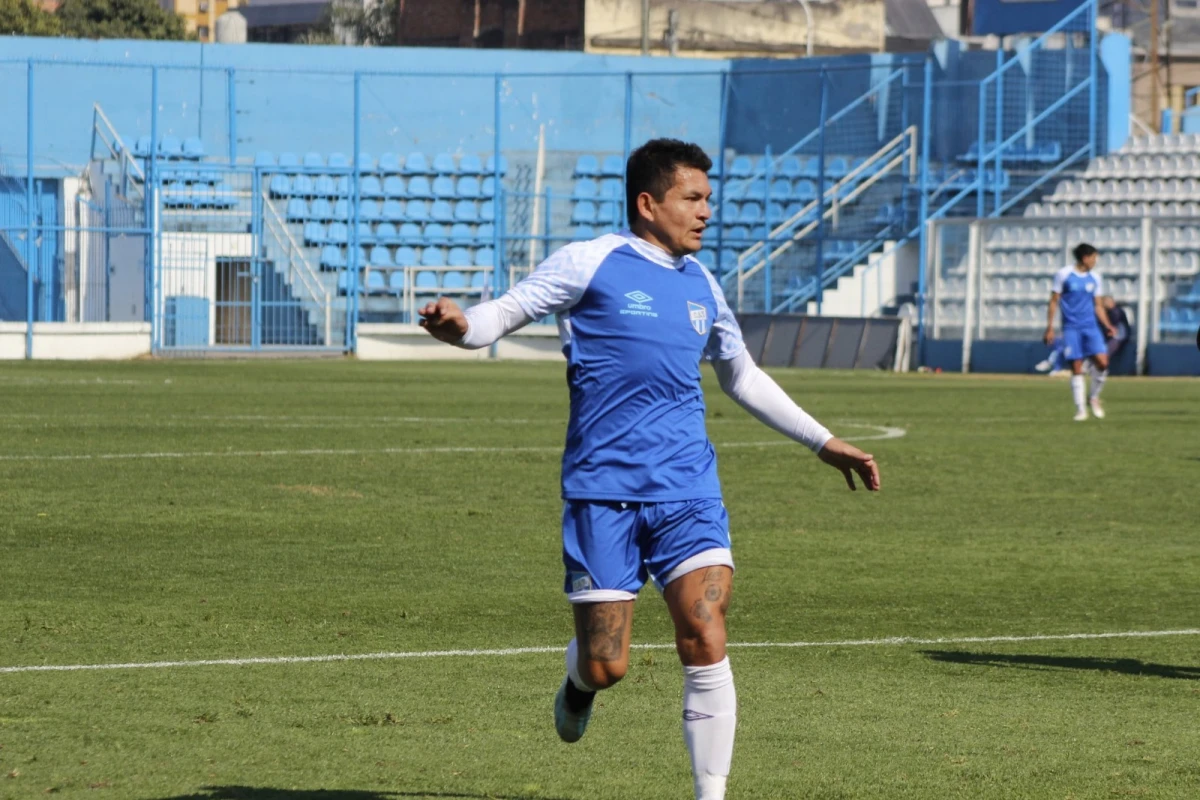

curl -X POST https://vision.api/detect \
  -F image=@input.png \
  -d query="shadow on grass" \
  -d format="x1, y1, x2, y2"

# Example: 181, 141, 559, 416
155, 786, 577, 800
922, 650, 1200, 680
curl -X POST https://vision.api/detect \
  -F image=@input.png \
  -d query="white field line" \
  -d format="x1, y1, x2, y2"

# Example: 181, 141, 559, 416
3, 628, 1197, 675
0, 424, 906, 462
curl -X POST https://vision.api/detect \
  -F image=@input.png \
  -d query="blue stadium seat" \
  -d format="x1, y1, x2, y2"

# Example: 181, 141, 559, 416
430, 200, 454, 223
303, 152, 324, 169
600, 155, 624, 176
575, 154, 600, 177
421, 248, 446, 268
778, 156, 803, 179
310, 198, 334, 221
450, 223, 474, 245
457, 177, 482, 199
407, 176, 433, 199
254, 150, 275, 168
443, 269, 468, 288
471, 269, 487, 288
356, 222, 376, 245
335, 176, 351, 197
349, 247, 368, 269
376, 222, 401, 246
337, 271, 351, 295
769, 179, 791, 200
827, 157, 849, 179
292, 174, 315, 197
486, 154, 508, 176
285, 198, 308, 221
474, 247, 494, 267
327, 222, 349, 245
408, 200, 430, 223
383, 176, 406, 198
739, 203, 762, 225
362, 176, 384, 199
596, 200, 621, 225
572, 201, 597, 224
133, 136, 153, 158
432, 175, 456, 199
394, 246, 419, 266
314, 175, 337, 198
447, 248, 472, 268
159, 136, 182, 159
573, 224, 595, 240
269, 174, 290, 198
369, 246, 392, 267
162, 182, 187, 208
378, 153, 402, 173
425, 223, 451, 246
793, 179, 817, 201
360, 199, 382, 222
415, 270, 439, 289
476, 222, 495, 244
459, 154, 484, 175
696, 249, 715, 269
320, 245, 345, 270
729, 155, 754, 179
404, 152, 431, 175
573, 178, 598, 199
480, 201, 495, 222
365, 270, 387, 294
725, 225, 750, 243
433, 153, 457, 175
328, 152, 350, 169
333, 199, 351, 220
278, 152, 301, 172
454, 200, 478, 223
718, 249, 738, 270
356, 153, 375, 172
745, 178, 767, 200
389, 270, 406, 294
481, 176, 497, 198
767, 202, 786, 224
398, 222, 423, 245
381, 199, 405, 222
303, 222, 327, 245
599, 178, 622, 198
182, 137, 204, 160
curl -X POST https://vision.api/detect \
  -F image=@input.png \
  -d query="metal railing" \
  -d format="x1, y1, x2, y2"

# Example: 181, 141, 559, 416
260, 193, 334, 344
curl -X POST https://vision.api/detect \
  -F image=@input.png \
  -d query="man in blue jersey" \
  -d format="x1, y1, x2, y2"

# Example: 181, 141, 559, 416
1044, 243, 1116, 421
418, 139, 880, 800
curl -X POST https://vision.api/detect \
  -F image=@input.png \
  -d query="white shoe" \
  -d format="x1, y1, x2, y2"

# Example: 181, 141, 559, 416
1089, 398, 1105, 419
1034, 359, 1052, 373
1074, 408, 1089, 422
1050, 369, 1071, 377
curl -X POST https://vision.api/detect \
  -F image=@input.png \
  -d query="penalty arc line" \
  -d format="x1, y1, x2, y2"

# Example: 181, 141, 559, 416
2, 628, 1198, 675
0, 424, 907, 462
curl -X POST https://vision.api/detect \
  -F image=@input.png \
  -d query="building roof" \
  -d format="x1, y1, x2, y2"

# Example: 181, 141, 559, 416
239, 1, 327, 28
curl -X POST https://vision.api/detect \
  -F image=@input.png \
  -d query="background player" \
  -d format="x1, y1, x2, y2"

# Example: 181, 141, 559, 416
418, 138, 880, 800
1044, 243, 1116, 420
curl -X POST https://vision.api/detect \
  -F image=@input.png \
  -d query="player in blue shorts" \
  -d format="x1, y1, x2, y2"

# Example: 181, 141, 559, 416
1045, 243, 1116, 421
418, 139, 880, 800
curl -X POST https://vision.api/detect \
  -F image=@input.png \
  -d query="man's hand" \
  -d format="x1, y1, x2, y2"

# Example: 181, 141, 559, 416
419, 297, 468, 344
817, 437, 880, 492
1043, 327, 1056, 346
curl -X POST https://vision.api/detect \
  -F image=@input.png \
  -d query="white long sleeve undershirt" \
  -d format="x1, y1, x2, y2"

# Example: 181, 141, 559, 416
454, 296, 833, 453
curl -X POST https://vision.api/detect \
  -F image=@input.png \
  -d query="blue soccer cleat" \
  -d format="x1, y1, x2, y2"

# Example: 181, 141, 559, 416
554, 676, 593, 743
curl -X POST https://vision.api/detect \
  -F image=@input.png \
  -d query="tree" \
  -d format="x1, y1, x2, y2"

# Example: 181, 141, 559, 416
303, 0, 396, 46
0, 0, 61, 36
56, 0, 188, 40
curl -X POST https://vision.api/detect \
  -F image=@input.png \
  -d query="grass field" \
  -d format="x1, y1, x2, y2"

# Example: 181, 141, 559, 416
1, 360, 1198, 800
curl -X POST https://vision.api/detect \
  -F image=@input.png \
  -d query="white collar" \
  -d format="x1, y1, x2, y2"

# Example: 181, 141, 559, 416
619, 229, 690, 270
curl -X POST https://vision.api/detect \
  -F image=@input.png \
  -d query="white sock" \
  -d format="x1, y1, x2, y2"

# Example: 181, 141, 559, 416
565, 638, 597, 692
1071, 374, 1086, 411
1089, 369, 1108, 401
683, 657, 736, 800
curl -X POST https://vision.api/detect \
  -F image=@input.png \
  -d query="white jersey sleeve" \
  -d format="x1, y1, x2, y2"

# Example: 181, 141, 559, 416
507, 235, 624, 321
699, 265, 747, 361
1090, 271, 1104, 297
1052, 266, 1071, 294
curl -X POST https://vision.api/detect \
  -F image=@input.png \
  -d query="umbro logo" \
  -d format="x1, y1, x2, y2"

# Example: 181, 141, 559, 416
625, 290, 653, 304
683, 709, 714, 721
621, 289, 658, 318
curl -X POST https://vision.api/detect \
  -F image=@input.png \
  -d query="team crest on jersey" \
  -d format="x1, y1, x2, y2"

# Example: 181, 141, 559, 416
687, 301, 708, 335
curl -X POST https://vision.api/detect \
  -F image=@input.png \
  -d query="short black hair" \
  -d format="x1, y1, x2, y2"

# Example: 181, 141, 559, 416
625, 138, 713, 228
1073, 243, 1097, 263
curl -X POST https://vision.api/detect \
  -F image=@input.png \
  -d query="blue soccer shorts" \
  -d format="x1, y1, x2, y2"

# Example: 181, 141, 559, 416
1062, 325, 1107, 361
561, 498, 734, 603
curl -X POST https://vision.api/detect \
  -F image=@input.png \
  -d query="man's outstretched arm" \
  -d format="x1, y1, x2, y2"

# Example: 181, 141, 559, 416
712, 350, 880, 491
419, 294, 534, 349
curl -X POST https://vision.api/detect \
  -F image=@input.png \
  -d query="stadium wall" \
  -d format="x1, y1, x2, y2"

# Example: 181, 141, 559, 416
0, 322, 151, 359
923, 338, 1200, 376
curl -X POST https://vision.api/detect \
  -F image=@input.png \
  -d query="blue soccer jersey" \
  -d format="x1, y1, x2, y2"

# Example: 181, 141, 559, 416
1053, 266, 1104, 329
507, 230, 746, 503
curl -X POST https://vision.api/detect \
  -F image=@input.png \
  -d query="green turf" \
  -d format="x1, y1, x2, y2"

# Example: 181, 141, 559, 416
0, 360, 1198, 799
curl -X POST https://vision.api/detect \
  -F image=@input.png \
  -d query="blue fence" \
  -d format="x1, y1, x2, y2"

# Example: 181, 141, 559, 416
0, 4, 1121, 359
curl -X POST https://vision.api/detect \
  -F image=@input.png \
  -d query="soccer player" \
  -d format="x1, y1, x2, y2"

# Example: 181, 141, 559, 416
419, 138, 880, 800
1044, 243, 1116, 420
